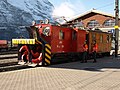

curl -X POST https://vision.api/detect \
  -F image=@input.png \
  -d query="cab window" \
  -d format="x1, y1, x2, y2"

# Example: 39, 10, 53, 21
59, 30, 64, 40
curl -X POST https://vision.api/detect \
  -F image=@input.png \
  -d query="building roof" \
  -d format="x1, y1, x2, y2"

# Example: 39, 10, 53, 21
67, 9, 115, 22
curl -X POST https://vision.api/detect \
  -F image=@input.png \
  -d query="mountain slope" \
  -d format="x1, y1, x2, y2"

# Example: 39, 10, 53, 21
8, 0, 53, 20
0, 0, 54, 40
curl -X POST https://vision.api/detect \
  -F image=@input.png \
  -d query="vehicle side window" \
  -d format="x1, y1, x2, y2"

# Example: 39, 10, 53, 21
59, 30, 64, 40
72, 31, 77, 40
100, 35, 103, 43
107, 35, 111, 43
92, 34, 96, 41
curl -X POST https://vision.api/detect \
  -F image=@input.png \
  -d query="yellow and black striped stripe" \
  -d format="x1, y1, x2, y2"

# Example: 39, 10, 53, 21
35, 39, 42, 45
44, 44, 51, 65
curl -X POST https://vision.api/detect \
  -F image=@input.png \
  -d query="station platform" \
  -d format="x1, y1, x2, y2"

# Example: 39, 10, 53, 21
0, 56, 120, 90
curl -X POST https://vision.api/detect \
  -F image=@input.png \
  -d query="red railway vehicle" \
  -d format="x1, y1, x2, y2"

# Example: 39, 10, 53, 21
88, 30, 111, 55
12, 21, 112, 66
0, 40, 12, 51
0, 40, 8, 50
0, 40, 17, 51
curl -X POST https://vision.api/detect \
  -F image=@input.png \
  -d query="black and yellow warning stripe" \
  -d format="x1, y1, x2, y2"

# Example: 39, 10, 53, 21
44, 44, 51, 65
35, 39, 42, 45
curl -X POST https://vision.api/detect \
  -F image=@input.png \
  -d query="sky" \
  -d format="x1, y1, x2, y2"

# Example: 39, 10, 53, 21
49, 0, 115, 18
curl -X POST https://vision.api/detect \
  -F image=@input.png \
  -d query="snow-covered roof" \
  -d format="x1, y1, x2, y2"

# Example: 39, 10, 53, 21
67, 9, 115, 22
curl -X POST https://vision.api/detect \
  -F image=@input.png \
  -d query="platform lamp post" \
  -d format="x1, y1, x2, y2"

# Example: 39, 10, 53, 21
115, 0, 119, 57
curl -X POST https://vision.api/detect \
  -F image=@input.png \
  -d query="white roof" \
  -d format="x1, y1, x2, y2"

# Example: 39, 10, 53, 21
67, 9, 115, 22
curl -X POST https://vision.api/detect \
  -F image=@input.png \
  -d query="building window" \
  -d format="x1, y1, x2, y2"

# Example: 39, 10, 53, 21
103, 19, 115, 27
59, 30, 64, 40
87, 20, 100, 28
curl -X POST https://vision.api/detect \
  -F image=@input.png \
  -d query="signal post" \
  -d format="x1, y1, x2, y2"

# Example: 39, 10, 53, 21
115, 0, 119, 57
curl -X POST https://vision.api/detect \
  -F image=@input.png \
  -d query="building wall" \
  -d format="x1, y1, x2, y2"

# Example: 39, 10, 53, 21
70, 13, 120, 29
84, 14, 111, 27
80, 13, 120, 28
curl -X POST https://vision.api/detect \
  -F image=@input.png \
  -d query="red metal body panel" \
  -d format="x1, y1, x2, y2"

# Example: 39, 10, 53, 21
38, 25, 73, 53
51, 26, 72, 53
71, 38, 77, 52
77, 30, 87, 52
71, 29, 87, 53
37, 24, 88, 54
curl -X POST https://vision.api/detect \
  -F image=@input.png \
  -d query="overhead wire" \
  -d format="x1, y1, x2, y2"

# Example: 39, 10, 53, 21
73, 2, 115, 17
53, 1, 115, 19
95, 2, 114, 10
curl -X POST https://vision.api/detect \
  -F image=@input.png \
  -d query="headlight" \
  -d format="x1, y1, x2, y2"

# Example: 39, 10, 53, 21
42, 27, 50, 36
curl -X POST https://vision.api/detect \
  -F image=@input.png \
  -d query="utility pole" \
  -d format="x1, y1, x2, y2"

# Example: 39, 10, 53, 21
115, 0, 119, 57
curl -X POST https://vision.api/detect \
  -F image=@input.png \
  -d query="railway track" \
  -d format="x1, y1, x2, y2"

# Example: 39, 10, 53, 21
0, 58, 29, 72
0, 50, 17, 55
0, 50, 111, 72
0, 64, 29, 72
0, 51, 29, 72
0, 48, 17, 59
0, 54, 17, 59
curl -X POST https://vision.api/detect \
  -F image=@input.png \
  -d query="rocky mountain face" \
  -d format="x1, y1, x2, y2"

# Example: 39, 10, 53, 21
0, 0, 54, 40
